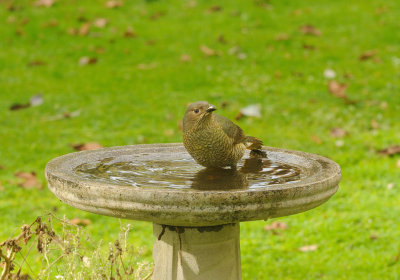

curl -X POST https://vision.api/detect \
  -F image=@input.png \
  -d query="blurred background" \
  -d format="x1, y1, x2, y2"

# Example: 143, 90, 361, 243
0, 0, 399, 278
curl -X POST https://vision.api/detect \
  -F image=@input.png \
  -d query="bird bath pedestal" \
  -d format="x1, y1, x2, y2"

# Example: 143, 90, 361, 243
45, 143, 341, 280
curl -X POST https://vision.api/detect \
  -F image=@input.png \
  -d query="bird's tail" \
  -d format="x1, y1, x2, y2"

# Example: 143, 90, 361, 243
244, 136, 263, 150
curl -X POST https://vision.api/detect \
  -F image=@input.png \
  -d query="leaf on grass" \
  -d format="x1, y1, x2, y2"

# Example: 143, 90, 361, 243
150, 11, 166, 20
79, 22, 90, 36
299, 244, 318, 252
10, 103, 30, 110
93, 18, 108, 28
359, 50, 377, 61
27, 60, 46, 67
217, 34, 227, 44
370, 234, 378, 240
311, 135, 322, 144
71, 142, 104, 151
274, 33, 289, 41
378, 145, 400, 156
79, 56, 97, 66
200, 45, 220, 56
15, 172, 43, 189
34, 0, 55, 7
264, 221, 288, 232
124, 27, 136, 38
105, 0, 122, 8
371, 119, 379, 130
330, 127, 347, 138
300, 25, 321, 36
137, 63, 157, 70
208, 5, 222, 12
180, 54, 192, 62
69, 218, 91, 226
328, 80, 355, 103
397, 160, 400, 168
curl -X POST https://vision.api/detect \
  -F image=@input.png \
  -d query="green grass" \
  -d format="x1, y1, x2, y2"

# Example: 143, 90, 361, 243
1, 0, 400, 278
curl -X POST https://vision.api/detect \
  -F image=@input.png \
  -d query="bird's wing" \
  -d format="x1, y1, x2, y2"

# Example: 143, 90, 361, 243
214, 114, 246, 144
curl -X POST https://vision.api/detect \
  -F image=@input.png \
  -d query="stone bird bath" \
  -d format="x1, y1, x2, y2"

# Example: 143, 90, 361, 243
45, 143, 341, 280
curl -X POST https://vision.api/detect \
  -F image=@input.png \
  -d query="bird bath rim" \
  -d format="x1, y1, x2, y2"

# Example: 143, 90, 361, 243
45, 143, 341, 226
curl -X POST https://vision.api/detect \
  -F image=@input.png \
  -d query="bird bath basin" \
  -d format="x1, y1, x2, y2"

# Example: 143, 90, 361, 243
45, 143, 341, 280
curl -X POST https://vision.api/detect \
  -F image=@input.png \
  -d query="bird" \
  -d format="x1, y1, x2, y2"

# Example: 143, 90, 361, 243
182, 101, 266, 169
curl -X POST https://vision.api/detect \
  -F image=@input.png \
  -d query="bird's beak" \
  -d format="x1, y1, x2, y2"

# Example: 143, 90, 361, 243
206, 105, 217, 113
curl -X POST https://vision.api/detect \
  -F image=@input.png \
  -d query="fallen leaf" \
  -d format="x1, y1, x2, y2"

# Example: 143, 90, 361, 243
303, 44, 316, 50
10, 103, 30, 111
15, 172, 43, 189
371, 119, 379, 130
79, 22, 90, 36
105, 0, 122, 8
137, 63, 157, 70
79, 56, 97, 66
27, 60, 46, 67
370, 234, 378, 240
200, 45, 220, 56
264, 221, 288, 232
180, 54, 192, 62
239, 104, 261, 118
34, 0, 55, 7
330, 127, 347, 138
328, 80, 348, 99
397, 160, 400, 168
217, 34, 227, 44
323, 69, 336, 79
123, 27, 136, 38
93, 18, 108, 28
150, 11, 166, 20
311, 135, 322, 144
300, 25, 321, 36
71, 142, 103, 151
274, 33, 289, 41
359, 50, 377, 61
69, 218, 91, 226
378, 145, 400, 156
208, 5, 222, 12
299, 244, 318, 252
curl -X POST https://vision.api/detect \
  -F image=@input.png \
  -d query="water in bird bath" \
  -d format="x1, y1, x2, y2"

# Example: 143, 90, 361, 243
74, 155, 301, 190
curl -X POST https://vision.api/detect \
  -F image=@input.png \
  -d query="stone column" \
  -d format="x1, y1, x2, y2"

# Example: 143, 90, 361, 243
152, 223, 241, 280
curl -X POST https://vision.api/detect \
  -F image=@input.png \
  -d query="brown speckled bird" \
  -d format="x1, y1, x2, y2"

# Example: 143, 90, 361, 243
183, 101, 265, 169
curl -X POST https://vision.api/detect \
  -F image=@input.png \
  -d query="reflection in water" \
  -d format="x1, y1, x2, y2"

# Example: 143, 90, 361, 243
74, 154, 301, 190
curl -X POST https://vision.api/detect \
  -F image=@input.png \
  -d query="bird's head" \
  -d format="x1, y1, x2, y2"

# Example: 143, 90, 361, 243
183, 101, 217, 132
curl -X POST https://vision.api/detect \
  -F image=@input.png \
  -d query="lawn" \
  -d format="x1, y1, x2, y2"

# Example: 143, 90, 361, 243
1, 0, 400, 279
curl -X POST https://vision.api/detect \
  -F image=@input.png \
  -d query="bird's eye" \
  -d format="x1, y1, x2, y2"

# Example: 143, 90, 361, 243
194, 109, 199, 114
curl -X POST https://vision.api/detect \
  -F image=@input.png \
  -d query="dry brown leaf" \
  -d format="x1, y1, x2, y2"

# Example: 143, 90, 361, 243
371, 119, 379, 130
275, 33, 289, 41
217, 34, 227, 44
27, 60, 46, 67
69, 218, 91, 226
359, 50, 377, 61
200, 45, 220, 56
150, 11, 166, 20
79, 22, 90, 36
396, 160, 400, 168
303, 44, 316, 50
79, 56, 97, 66
208, 5, 222, 12
180, 54, 192, 62
311, 135, 322, 144
330, 127, 348, 138
137, 63, 157, 70
299, 244, 318, 252
370, 234, 378, 240
10, 103, 30, 111
93, 18, 108, 28
378, 145, 400, 156
71, 142, 104, 151
15, 172, 43, 189
300, 25, 321, 36
124, 27, 136, 38
328, 80, 348, 99
264, 221, 288, 232
105, 0, 122, 8
34, 0, 55, 7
